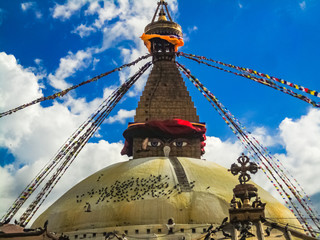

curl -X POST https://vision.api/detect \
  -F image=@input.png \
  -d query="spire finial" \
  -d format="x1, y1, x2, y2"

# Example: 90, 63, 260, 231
158, 4, 167, 21
151, 0, 173, 23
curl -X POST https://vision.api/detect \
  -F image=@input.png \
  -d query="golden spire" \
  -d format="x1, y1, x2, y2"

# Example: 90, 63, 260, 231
151, 0, 173, 23
158, 5, 167, 21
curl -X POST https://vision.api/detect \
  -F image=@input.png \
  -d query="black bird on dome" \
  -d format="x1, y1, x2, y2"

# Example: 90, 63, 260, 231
222, 230, 232, 239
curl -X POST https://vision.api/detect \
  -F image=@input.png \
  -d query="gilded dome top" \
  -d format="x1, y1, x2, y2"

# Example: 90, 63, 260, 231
33, 157, 299, 233
144, 0, 182, 37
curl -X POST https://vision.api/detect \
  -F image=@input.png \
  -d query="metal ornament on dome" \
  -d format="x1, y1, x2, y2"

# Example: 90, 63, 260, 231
229, 153, 259, 184
228, 154, 266, 223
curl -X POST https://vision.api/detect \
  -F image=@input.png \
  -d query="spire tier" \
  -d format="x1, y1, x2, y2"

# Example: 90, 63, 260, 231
135, 61, 199, 123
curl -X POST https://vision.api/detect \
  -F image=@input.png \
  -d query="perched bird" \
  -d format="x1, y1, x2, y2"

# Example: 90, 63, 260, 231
207, 224, 214, 232
204, 232, 211, 240
222, 230, 232, 238
265, 227, 273, 237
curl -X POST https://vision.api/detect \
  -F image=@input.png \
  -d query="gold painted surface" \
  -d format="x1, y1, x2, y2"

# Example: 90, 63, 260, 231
33, 157, 300, 233
144, 22, 182, 36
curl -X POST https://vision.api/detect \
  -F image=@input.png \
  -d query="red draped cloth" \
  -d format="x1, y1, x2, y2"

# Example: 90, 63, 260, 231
121, 119, 206, 157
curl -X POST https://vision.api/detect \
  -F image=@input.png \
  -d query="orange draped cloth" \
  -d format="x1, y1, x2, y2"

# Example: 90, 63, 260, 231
140, 33, 184, 53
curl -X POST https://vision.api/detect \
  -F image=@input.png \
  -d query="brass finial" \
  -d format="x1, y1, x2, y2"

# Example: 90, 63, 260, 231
158, 6, 167, 21
151, 0, 173, 23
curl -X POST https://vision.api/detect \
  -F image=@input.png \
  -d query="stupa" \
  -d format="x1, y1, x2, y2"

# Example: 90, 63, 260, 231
30, 1, 313, 240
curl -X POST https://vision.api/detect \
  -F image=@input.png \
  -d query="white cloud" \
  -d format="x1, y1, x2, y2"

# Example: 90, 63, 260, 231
276, 108, 320, 195
299, 1, 306, 10
119, 47, 151, 96
0, 52, 128, 224
21, 2, 35, 11
48, 48, 94, 90
204, 108, 320, 200
35, 11, 42, 19
54, 0, 178, 95
52, 0, 88, 20
92, 58, 100, 70
6, 0, 320, 227
0, 52, 43, 111
0, 52, 92, 162
72, 24, 96, 38
90, 1, 122, 29
21, 2, 42, 18
203, 136, 242, 165
1, 52, 319, 225
251, 126, 280, 147
34, 58, 42, 65
105, 109, 135, 124
0, 140, 127, 224
184, 26, 198, 42
85, 1, 101, 15
188, 25, 198, 33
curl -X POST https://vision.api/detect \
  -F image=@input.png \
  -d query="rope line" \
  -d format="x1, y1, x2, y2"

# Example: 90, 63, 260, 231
178, 52, 320, 108
0, 54, 151, 118
179, 52, 320, 99
176, 62, 319, 236
1, 62, 152, 226
177, 52, 320, 225
18, 61, 152, 226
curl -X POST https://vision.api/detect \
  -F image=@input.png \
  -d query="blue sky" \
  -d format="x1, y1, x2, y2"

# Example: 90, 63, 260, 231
0, 0, 320, 224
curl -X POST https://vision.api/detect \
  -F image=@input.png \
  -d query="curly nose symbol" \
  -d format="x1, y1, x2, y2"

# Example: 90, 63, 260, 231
163, 146, 171, 157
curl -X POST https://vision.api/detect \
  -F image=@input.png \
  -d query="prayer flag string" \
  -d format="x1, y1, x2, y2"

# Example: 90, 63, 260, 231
177, 52, 320, 227
0, 54, 151, 119
1, 62, 152, 226
178, 52, 320, 108
18, 61, 152, 226
179, 52, 320, 99
177, 62, 311, 235
176, 62, 320, 236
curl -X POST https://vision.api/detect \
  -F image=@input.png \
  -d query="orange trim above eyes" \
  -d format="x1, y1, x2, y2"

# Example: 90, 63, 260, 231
127, 122, 145, 127
191, 122, 206, 127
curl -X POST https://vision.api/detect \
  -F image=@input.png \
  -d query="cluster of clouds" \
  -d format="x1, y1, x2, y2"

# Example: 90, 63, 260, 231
0, 0, 319, 226
50, 0, 177, 94
1, 49, 319, 222
0, 0, 177, 223
0, 51, 129, 222
21, 2, 42, 19
204, 111, 320, 198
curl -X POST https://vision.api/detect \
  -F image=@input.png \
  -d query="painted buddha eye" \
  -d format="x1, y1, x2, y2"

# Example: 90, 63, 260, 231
148, 140, 161, 147
173, 141, 187, 147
